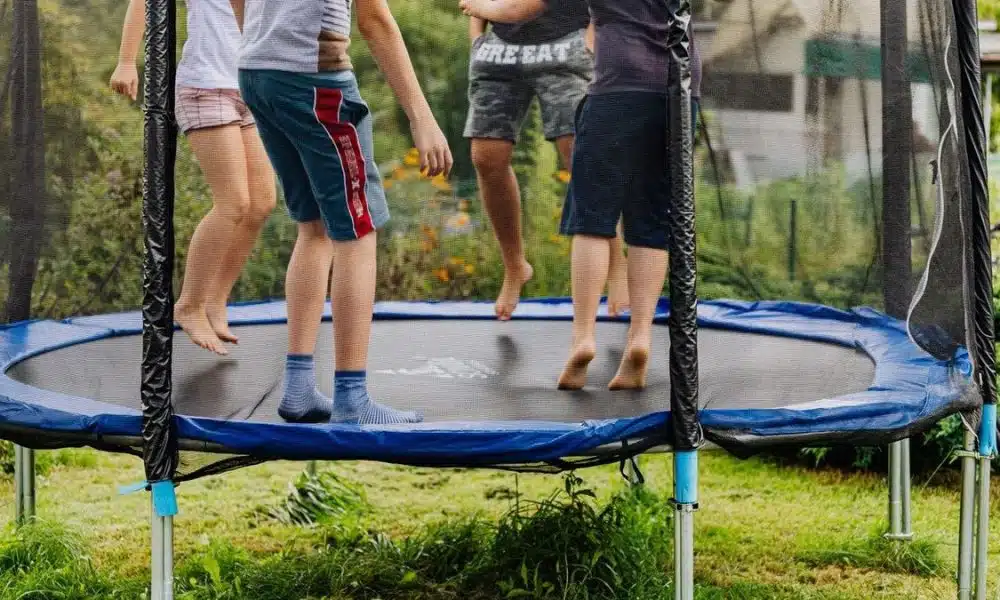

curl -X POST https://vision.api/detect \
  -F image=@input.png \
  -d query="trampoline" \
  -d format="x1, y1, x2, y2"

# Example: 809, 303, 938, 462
0, 298, 977, 469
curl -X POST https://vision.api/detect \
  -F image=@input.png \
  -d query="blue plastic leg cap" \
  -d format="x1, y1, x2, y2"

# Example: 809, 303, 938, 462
674, 451, 698, 505
151, 481, 178, 517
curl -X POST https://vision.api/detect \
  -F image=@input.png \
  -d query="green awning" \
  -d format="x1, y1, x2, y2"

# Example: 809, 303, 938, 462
804, 38, 932, 83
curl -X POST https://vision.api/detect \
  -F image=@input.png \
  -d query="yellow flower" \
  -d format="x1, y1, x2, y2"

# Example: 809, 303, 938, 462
448, 256, 464, 266
435, 268, 450, 282
548, 233, 561, 243
464, 264, 475, 275
458, 199, 471, 211
391, 166, 407, 180
382, 180, 394, 190
403, 148, 421, 167
555, 170, 571, 184
431, 173, 452, 192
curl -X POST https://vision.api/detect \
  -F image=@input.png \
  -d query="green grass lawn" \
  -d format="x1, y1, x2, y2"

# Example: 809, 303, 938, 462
2, 448, 997, 599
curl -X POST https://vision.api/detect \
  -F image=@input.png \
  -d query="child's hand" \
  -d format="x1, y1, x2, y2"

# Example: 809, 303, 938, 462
411, 117, 454, 178
110, 63, 139, 101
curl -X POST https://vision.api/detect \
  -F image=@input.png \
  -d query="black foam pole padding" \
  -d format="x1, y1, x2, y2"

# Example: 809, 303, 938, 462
880, 0, 912, 320
141, 0, 179, 483
665, 0, 702, 451
952, 0, 996, 407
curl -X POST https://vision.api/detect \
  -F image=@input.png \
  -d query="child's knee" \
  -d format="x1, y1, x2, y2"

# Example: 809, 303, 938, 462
297, 220, 331, 242
249, 189, 277, 225
471, 140, 513, 177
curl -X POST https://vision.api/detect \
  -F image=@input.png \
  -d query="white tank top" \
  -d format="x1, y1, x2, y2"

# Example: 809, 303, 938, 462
176, 0, 241, 89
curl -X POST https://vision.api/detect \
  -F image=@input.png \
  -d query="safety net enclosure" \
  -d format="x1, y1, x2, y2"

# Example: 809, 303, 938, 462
0, 0, 996, 597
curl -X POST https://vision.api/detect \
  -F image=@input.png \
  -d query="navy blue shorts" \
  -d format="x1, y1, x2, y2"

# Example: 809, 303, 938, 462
560, 92, 700, 250
239, 69, 389, 242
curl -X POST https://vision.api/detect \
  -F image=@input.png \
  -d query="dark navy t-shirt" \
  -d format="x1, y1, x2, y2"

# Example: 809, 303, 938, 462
585, 0, 702, 97
491, 0, 591, 45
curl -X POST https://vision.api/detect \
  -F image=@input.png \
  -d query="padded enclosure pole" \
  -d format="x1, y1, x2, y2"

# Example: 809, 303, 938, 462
141, 0, 178, 596
664, 1, 699, 598
880, 0, 914, 546
13, 445, 35, 526
952, 0, 996, 597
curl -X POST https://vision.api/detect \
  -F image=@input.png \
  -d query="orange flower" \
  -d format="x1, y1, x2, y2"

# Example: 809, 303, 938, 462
458, 199, 471, 211
382, 180, 394, 190
555, 170, 571, 184
435, 268, 450, 282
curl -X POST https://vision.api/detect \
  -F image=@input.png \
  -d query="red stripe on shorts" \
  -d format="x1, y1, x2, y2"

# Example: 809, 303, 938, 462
313, 88, 373, 238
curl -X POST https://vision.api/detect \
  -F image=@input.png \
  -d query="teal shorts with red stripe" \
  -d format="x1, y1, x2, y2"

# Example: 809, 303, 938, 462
238, 69, 388, 241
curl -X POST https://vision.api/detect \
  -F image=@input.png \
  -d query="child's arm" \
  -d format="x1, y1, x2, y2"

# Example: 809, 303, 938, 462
357, 0, 453, 177
230, 0, 245, 31
459, 0, 547, 24
469, 15, 487, 42
109, 0, 145, 100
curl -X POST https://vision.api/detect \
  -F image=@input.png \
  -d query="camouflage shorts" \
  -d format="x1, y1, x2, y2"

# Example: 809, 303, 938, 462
464, 29, 593, 142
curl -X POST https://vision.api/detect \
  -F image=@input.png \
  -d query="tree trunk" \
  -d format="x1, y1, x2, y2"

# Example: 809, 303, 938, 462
3, 0, 45, 323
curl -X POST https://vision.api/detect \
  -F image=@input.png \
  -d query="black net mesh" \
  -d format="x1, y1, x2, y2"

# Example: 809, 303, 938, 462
0, 0, 988, 479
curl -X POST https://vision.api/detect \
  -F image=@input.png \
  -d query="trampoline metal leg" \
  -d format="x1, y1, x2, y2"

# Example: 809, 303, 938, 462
14, 445, 35, 526
674, 504, 695, 600
974, 403, 996, 600
887, 439, 913, 541
974, 455, 990, 600
901, 438, 912, 537
150, 508, 174, 600
673, 451, 697, 600
958, 432, 977, 600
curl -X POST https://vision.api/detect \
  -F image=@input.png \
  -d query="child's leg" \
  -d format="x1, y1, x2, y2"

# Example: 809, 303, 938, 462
471, 138, 534, 320
609, 246, 667, 390
327, 232, 417, 424
607, 222, 630, 317
557, 234, 610, 390
278, 220, 334, 423
465, 66, 535, 321
177, 123, 257, 355
206, 124, 277, 344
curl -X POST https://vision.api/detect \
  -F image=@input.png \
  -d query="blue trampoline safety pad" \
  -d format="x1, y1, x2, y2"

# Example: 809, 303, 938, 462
0, 298, 977, 467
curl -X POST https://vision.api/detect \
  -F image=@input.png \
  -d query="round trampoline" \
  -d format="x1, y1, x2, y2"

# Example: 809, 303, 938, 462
0, 298, 976, 469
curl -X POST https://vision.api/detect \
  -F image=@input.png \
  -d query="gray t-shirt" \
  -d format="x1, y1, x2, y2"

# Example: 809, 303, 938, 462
239, 0, 354, 73
586, 0, 702, 97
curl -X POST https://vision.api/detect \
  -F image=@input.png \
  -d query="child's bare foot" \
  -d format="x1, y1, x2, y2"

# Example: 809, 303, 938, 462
176, 304, 228, 355
606, 268, 630, 317
207, 305, 239, 344
609, 343, 650, 390
558, 339, 597, 390
495, 261, 534, 321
